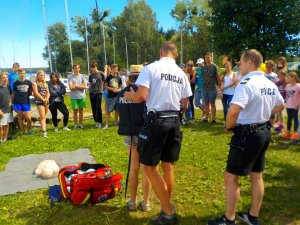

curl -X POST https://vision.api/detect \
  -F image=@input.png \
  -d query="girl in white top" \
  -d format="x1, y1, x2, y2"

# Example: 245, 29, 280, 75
32, 70, 50, 138
220, 61, 237, 119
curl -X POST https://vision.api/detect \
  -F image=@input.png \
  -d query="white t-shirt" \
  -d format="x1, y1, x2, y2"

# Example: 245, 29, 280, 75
136, 57, 192, 111
68, 74, 87, 99
231, 71, 284, 124
223, 72, 235, 95
264, 72, 278, 83
121, 75, 127, 89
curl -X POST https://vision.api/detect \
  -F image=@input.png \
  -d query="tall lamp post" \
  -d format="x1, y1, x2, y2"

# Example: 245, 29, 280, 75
110, 27, 116, 64
125, 37, 129, 70
179, 24, 183, 64
173, 14, 187, 64
42, 0, 53, 72
131, 42, 139, 64
84, 17, 90, 74
64, 0, 73, 71
94, 0, 109, 66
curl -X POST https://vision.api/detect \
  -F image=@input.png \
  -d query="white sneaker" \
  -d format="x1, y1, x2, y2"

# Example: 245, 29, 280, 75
79, 124, 84, 129
74, 125, 78, 130
95, 123, 99, 128
43, 132, 48, 138
98, 123, 102, 128
54, 127, 59, 132
126, 200, 137, 211
138, 201, 151, 212
103, 125, 108, 129
63, 126, 70, 131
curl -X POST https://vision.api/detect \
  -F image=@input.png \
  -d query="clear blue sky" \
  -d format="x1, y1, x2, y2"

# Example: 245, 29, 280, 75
0, 0, 177, 69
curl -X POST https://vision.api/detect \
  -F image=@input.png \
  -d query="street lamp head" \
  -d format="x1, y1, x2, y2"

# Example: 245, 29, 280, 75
100, 10, 110, 21
103, 10, 110, 17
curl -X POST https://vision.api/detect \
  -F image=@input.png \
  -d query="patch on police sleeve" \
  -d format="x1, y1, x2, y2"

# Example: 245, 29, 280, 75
240, 78, 251, 84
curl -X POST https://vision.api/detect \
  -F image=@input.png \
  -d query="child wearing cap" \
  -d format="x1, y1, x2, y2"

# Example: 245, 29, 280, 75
117, 65, 151, 212
195, 58, 206, 117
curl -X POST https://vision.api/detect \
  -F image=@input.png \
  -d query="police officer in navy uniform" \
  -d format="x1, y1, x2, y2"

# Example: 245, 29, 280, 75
124, 42, 192, 225
207, 49, 285, 225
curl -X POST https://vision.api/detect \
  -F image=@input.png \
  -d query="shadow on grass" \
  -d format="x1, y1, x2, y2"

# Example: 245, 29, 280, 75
258, 161, 299, 224
183, 119, 229, 137
269, 136, 300, 152
14, 201, 214, 225
193, 161, 300, 225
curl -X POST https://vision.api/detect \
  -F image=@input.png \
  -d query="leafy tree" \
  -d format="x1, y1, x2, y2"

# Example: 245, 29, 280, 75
42, 23, 68, 73
72, 40, 88, 73
159, 27, 177, 41
208, 0, 300, 61
112, 0, 165, 66
72, 9, 116, 68
171, 0, 211, 64
55, 44, 70, 75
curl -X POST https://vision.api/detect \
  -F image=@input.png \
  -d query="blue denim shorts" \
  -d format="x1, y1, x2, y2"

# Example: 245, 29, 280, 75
13, 103, 31, 112
103, 89, 108, 102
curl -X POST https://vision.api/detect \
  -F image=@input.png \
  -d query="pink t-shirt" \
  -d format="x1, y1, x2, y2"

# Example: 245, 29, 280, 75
285, 83, 300, 109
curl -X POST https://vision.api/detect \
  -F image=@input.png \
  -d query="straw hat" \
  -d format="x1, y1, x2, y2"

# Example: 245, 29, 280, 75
129, 64, 143, 76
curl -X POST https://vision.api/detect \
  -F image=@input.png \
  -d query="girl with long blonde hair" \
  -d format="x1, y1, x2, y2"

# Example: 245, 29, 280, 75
281, 72, 300, 140
0, 72, 13, 142
32, 70, 50, 137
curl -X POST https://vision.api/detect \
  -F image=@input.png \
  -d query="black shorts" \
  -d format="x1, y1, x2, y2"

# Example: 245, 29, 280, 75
226, 131, 271, 176
138, 117, 183, 166
36, 102, 48, 106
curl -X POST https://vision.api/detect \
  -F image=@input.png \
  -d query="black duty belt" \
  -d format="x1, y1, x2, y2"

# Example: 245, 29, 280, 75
156, 111, 180, 118
233, 122, 271, 136
146, 109, 179, 122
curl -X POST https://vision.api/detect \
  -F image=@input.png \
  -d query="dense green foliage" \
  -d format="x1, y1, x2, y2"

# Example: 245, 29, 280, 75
171, 0, 211, 63
43, 0, 164, 73
208, 0, 300, 60
0, 98, 299, 224
42, 23, 69, 73
112, 0, 164, 66
43, 0, 300, 72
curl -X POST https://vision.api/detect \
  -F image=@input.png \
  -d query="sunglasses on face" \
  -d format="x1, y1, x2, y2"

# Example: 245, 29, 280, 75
187, 64, 193, 66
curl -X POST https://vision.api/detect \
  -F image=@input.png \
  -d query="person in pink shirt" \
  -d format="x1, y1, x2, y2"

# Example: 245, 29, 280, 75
281, 72, 300, 140
274, 70, 287, 133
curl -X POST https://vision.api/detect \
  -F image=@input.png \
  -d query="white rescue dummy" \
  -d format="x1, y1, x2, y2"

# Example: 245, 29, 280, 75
35, 160, 60, 179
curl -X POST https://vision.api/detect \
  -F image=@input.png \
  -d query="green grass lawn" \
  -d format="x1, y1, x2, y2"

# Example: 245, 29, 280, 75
0, 100, 299, 225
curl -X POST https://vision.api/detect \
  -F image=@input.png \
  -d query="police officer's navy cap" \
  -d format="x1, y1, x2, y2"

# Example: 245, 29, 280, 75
129, 64, 143, 76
